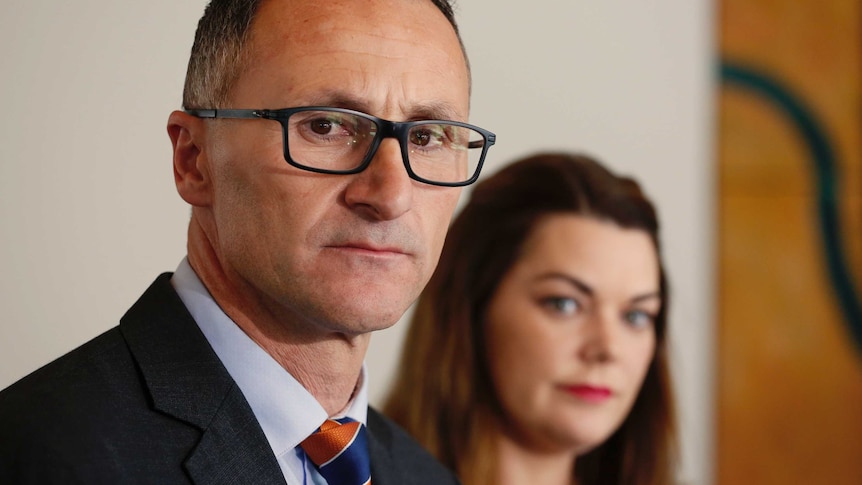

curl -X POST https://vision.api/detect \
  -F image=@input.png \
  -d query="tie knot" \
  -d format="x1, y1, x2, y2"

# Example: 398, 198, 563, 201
301, 417, 371, 485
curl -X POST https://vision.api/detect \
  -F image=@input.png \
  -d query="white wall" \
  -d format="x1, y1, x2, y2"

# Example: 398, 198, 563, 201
0, 2, 715, 484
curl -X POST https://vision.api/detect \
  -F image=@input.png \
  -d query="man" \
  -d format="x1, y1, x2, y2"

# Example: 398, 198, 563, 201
0, 0, 495, 483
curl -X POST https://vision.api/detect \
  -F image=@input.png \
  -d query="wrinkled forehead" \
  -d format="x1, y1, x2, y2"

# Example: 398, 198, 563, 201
233, 0, 470, 118
249, 0, 467, 78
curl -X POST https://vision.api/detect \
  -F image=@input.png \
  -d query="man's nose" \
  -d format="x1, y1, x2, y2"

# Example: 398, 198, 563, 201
343, 138, 413, 221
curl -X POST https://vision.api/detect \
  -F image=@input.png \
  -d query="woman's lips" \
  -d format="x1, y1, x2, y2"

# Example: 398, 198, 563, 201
564, 384, 612, 403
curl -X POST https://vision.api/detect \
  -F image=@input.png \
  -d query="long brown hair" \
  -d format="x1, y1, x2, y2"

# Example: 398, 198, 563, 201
383, 152, 677, 485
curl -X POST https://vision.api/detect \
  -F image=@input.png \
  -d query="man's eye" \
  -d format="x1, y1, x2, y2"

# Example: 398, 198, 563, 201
309, 119, 334, 135
410, 126, 446, 148
410, 129, 432, 146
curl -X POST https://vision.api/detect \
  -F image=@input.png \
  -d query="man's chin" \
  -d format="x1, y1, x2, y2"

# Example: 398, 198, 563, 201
311, 299, 411, 336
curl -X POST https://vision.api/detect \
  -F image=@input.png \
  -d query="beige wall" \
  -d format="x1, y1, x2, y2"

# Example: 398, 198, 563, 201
0, 2, 715, 484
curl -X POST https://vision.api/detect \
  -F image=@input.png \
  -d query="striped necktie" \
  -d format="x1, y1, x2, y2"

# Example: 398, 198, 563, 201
300, 417, 371, 485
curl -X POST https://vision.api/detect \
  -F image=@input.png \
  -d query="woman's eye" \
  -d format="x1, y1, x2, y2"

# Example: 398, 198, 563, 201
542, 297, 579, 316
624, 310, 655, 328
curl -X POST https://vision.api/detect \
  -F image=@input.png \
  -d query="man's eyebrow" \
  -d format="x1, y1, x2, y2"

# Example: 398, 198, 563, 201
302, 91, 464, 122
303, 92, 372, 113
403, 102, 464, 122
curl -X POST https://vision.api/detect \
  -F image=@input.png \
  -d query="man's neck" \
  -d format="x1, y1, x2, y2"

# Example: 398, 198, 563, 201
186, 220, 370, 416
262, 336, 368, 415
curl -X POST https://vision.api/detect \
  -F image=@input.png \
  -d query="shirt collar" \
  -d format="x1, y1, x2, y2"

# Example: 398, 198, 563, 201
170, 257, 369, 459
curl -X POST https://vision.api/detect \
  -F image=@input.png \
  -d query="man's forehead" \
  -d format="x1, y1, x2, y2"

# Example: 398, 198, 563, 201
250, 0, 450, 37
235, 0, 469, 117
245, 0, 459, 64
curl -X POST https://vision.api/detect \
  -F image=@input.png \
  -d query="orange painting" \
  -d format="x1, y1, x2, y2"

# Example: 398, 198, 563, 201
717, 1, 862, 484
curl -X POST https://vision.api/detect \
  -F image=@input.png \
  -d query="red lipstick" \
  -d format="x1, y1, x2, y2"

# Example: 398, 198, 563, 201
565, 385, 612, 403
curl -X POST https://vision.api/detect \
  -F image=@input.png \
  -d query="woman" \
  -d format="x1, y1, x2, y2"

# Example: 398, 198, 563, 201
383, 152, 677, 485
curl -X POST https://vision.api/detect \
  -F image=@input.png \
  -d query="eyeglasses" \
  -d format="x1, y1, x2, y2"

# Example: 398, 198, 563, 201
185, 107, 496, 187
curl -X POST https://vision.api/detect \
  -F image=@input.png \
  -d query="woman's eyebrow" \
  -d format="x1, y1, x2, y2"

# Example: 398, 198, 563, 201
533, 272, 593, 296
534, 272, 661, 305
630, 292, 661, 304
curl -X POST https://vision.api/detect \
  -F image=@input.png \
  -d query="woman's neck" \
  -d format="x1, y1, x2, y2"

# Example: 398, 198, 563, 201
492, 430, 579, 485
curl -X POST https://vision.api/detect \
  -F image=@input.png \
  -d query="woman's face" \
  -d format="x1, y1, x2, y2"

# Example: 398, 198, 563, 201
484, 214, 659, 455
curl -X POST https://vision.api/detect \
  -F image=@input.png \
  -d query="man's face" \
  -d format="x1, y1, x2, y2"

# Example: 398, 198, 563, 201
197, 0, 470, 336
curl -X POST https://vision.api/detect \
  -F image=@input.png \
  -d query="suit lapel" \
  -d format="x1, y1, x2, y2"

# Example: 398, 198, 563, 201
120, 274, 286, 485
366, 408, 412, 485
183, 386, 286, 485
367, 427, 405, 485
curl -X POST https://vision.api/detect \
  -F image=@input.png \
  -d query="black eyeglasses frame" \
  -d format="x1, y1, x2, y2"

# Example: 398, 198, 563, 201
185, 106, 496, 187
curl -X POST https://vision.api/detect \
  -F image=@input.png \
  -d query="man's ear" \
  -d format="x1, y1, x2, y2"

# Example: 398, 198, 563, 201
168, 110, 212, 207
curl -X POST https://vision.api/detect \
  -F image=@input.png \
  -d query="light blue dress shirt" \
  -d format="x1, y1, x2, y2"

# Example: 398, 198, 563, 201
171, 258, 369, 485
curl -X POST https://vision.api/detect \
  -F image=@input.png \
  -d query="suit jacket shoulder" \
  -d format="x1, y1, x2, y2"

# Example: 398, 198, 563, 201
366, 407, 461, 485
0, 273, 458, 485
0, 273, 284, 485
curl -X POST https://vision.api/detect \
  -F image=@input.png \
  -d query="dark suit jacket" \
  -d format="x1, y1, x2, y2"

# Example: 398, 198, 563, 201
0, 273, 459, 485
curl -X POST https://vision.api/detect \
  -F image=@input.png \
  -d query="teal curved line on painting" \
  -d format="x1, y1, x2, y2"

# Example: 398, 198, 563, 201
720, 61, 862, 354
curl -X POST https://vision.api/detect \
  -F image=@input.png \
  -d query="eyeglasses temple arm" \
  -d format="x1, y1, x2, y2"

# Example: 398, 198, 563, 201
184, 109, 269, 119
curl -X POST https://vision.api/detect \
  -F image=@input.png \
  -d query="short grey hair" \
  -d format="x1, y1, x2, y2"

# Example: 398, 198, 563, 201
182, 0, 469, 109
